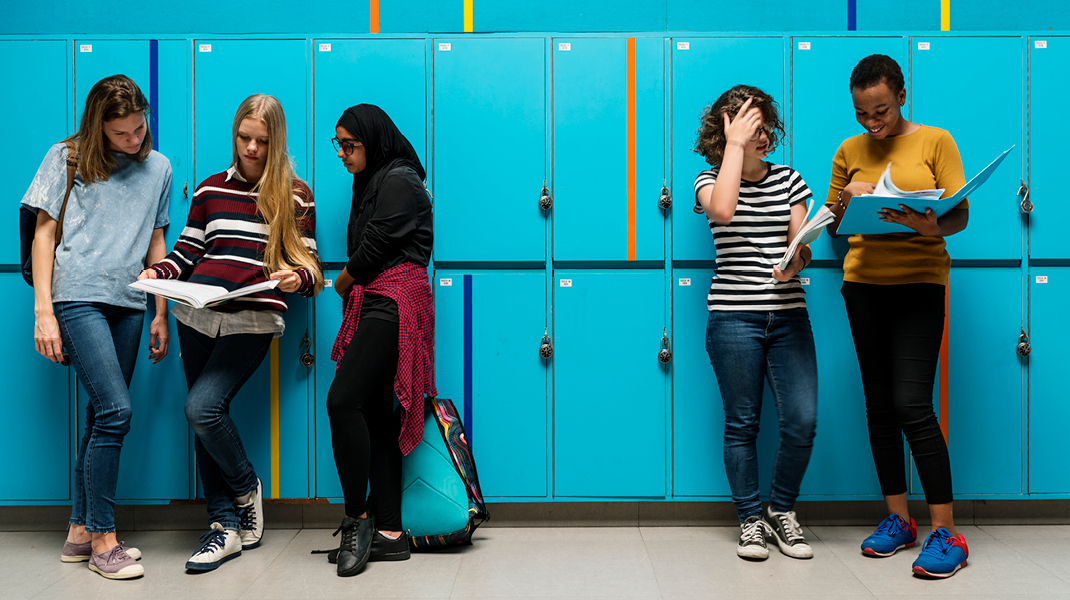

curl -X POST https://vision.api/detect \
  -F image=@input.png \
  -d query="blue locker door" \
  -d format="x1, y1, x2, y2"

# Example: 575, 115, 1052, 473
194, 39, 309, 183
314, 271, 345, 498
74, 40, 192, 501
796, 270, 880, 497
553, 37, 664, 262
434, 271, 549, 498
313, 39, 426, 264
790, 37, 906, 261
1029, 268, 1070, 492
0, 275, 72, 501
554, 271, 666, 497
2, 40, 68, 265
942, 268, 1023, 495
911, 37, 1023, 261
433, 38, 546, 263
671, 38, 785, 262
1026, 37, 1067, 260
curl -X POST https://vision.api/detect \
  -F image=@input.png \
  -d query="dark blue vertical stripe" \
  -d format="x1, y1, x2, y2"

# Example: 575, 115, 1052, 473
149, 39, 159, 151
463, 274, 473, 441
847, 0, 857, 30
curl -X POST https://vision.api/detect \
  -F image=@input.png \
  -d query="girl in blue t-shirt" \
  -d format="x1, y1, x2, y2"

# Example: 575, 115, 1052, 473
22, 74, 172, 580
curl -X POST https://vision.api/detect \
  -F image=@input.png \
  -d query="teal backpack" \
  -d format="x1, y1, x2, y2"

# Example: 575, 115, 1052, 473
402, 396, 488, 549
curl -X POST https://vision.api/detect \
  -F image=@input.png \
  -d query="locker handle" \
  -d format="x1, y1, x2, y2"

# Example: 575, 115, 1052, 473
659, 181, 672, 210
539, 180, 553, 211
1018, 180, 1032, 214
658, 329, 672, 364
539, 328, 553, 359
299, 329, 314, 367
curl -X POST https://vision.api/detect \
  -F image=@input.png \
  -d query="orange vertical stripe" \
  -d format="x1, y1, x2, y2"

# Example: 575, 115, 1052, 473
626, 37, 636, 261
939, 286, 950, 444
370, 0, 380, 33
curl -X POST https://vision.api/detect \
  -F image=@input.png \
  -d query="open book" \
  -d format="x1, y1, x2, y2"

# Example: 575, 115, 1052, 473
838, 146, 1013, 235
778, 200, 836, 270
129, 279, 280, 309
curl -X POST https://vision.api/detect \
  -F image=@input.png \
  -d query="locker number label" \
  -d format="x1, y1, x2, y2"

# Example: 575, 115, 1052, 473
797, 42, 811, 50
558, 42, 571, 51
559, 279, 573, 288
1035, 40, 1048, 49
1036, 275, 1048, 284
199, 44, 212, 52
800, 277, 811, 286
439, 278, 453, 287
677, 42, 690, 50
324, 279, 333, 288
79, 44, 92, 53
438, 43, 452, 51
319, 43, 332, 52
678, 278, 691, 287
917, 42, 931, 50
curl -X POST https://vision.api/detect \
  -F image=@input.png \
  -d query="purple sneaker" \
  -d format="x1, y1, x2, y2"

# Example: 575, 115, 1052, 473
62, 540, 142, 563
88, 545, 144, 580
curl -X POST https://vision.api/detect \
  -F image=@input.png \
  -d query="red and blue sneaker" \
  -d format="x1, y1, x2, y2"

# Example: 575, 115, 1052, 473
911, 527, 968, 578
861, 513, 917, 557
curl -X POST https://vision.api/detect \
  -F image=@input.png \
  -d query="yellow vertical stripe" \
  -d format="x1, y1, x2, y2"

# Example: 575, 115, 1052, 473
464, 0, 473, 32
270, 338, 280, 499
941, 0, 950, 30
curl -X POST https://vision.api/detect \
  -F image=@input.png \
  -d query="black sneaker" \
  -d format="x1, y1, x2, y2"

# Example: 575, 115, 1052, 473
763, 507, 813, 559
333, 517, 373, 577
327, 530, 410, 563
737, 516, 770, 560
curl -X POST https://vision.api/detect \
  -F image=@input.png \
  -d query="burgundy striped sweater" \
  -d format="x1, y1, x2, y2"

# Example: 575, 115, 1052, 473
150, 167, 318, 312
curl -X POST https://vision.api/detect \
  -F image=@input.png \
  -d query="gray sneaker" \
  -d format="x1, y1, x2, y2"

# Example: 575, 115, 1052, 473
237, 478, 264, 550
88, 544, 144, 579
737, 516, 770, 560
62, 540, 142, 562
763, 507, 813, 559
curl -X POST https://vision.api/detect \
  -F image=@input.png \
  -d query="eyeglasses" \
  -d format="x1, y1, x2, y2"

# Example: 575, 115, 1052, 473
331, 137, 362, 156
750, 126, 771, 142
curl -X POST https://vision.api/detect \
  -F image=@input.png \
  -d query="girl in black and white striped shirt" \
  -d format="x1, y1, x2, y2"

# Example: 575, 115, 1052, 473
694, 85, 819, 563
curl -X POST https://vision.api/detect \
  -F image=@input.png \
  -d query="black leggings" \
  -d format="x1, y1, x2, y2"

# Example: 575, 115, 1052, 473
325, 317, 403, 530
841, 281, 953, 505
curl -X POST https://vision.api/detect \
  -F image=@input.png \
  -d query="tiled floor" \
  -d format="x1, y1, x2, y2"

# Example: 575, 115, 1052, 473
4, 526, 1070, 599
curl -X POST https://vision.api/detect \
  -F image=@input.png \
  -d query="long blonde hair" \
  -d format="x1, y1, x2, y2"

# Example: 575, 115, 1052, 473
68, 74, 153, 184
231, 94, 323, 293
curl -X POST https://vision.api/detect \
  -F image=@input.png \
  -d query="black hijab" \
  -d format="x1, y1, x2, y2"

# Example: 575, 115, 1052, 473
335, 104, 425, 208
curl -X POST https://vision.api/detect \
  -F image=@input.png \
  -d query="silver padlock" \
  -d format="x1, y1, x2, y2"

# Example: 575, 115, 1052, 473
299, 330, 314, 367
1018, 181, 1033, 214
540, 328, 553, 359
659, 181, 672, 210
539, 180, 553, 211
1017, 330, 1031, 358
658, 329, 671, 364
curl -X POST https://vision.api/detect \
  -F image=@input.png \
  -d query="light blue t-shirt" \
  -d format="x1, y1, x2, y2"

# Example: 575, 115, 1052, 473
22, 142, 171, 311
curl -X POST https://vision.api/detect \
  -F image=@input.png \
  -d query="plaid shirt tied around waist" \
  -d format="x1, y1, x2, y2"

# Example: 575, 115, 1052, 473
331, 262, 436, 455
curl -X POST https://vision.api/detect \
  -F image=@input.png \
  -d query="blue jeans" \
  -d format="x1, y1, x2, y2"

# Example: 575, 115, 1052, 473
54, 302, 144, 533
177, 322, 272, 530
705, 308, 818, 522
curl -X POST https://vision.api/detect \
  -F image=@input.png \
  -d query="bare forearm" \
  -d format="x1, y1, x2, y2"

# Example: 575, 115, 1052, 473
32, 235, 56, 316
937, 208, 968, 237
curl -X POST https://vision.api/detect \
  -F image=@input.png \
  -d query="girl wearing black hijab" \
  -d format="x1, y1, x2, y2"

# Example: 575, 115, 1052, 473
325, 105, 435, 577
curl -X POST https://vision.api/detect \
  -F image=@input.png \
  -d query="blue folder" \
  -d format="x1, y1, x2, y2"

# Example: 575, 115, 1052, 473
837, 146, 1014, 235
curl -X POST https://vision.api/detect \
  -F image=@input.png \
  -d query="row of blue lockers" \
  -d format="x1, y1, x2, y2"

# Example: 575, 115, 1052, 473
3, 35, 1070, 264
5, 263, 1069, 504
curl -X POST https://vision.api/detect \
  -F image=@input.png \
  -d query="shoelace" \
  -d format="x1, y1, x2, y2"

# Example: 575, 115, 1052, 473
238, 504, 258, 532
773, 511, 805, 543
195, 529, 227, 556
919, 528, 953, 557
873, 514, 905, 537
332, 520, 358, 552
104, 545, 131, 565
740, 519, 767, 544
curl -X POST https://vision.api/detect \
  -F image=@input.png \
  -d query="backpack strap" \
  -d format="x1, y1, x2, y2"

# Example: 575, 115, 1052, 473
54, 140, 78, 246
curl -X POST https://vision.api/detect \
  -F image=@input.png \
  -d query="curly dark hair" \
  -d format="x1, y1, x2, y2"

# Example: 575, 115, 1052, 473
849, 54, 905, 93
693, 84, 784, 167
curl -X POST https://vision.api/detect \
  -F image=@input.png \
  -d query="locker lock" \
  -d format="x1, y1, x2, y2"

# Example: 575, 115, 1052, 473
539, 180, 553, 211
1017, 329, 1031, 358
539, 328, 554, 359
659, 181, 672, 210
1018, 180, 1032, 214
183, 182, 189, 199
658, 329, 672, 364
299, 330, 315, 367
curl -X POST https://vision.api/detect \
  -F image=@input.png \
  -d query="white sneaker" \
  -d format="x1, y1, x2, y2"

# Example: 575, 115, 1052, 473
737, 516, 770, 560
237, 478, 264, 549
185, 523, 241, 571
763, 507, 813, 559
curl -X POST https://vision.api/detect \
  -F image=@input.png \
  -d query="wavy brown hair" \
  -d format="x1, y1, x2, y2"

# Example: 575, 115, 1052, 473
231, 94, 323, 293
67, 74, 152, 184
694, 84, 784, 167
